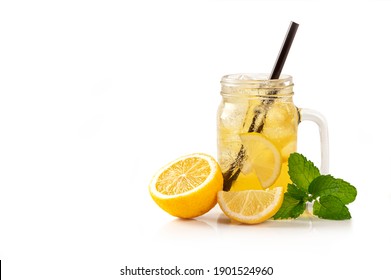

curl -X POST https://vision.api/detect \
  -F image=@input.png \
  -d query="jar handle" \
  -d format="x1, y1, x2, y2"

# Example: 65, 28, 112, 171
299, 108, 329, 174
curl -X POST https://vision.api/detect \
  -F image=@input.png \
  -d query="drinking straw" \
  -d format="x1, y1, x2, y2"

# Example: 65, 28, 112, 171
249, 21, 299, 133
223, 21, 299, 191
270, 21, 299, 79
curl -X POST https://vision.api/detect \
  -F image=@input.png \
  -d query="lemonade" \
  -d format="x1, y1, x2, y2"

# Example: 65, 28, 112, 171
217, 74, 299, 192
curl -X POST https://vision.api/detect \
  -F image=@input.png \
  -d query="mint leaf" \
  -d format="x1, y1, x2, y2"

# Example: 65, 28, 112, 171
273, 193, 306, 219
308, 175, 357, 204
287, 183, 308, 200
288, 153, 320, 191
275, 153, 358, 220
313, 195, 351, 220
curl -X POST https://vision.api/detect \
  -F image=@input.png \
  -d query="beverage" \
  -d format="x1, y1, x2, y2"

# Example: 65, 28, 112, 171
217, 74, 328, 192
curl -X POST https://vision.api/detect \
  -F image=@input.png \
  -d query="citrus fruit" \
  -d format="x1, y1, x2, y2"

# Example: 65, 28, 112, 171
240, 133, 282, 188
149, 153, 223, 218
217, 187, 284, 224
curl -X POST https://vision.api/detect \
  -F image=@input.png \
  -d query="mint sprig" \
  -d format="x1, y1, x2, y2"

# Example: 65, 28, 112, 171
273, 153, 357, 220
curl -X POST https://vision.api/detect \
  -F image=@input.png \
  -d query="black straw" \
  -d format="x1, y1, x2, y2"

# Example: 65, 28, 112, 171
269, 21, 299, 79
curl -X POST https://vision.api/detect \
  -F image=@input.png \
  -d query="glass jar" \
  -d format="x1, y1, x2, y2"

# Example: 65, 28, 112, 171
217, 73, 329, 192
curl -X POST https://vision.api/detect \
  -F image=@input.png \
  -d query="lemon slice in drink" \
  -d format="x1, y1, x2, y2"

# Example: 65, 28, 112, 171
217, 187, 284, 224
240, 133, 282, 188
149, 153, 223, 218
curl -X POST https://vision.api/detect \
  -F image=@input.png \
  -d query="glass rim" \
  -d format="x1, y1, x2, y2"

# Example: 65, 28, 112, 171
221, 73, 293, 88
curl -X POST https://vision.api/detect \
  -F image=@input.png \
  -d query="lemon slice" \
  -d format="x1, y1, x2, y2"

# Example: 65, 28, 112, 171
240, 133, 282, 188
149, 153, 223, 218
217, 187, 284, 224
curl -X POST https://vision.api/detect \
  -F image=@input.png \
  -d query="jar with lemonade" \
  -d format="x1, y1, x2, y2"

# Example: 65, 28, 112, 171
217, 73, 329, 192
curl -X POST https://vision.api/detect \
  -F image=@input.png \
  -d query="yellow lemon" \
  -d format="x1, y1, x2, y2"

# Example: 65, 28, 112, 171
149, 153, 223, 218
217, 187, 284, 224
240, 133, 282, 188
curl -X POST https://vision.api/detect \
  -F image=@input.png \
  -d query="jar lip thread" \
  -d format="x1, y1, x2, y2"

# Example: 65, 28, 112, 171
221, 73, 293, 87
220, 73, 294, 97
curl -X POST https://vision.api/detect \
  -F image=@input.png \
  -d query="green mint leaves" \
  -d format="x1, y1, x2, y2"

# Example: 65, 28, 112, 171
273, 153, 357, 220
288, 152, 320, 190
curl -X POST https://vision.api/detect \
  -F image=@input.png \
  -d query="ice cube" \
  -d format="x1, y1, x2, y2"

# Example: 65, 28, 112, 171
221, 102, 248, 130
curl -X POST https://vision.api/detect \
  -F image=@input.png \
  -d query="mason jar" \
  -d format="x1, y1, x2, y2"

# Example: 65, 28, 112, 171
217, 73, 329, 192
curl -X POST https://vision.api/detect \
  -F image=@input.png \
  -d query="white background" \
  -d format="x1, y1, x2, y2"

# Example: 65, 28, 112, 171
1, 0, 390, 279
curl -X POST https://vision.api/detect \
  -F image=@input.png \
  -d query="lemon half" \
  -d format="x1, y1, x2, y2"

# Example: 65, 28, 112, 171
149, 153, 223, 218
